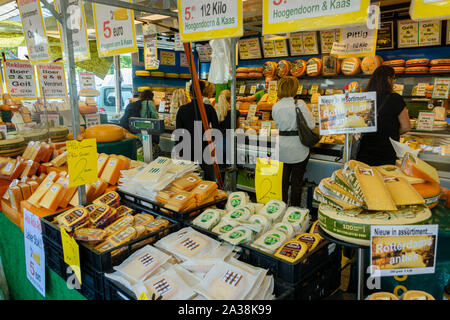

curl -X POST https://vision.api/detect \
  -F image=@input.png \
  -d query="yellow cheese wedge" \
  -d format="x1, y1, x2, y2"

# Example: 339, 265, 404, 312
295, 233, 321, 252
383, 176, 425, 206
50, 151, 67, 167
274, 240, 309, 263
97, 154, 110, 177
376, 165, 425, 184
100, 157, 123, 185
27, 172, 59, 206
8, 186, 23, 210
313, 187, 360, 211
400, 153, 440, 184
59, 179, 77, 208
18, 183, 32, 200
39, 183, 65, 211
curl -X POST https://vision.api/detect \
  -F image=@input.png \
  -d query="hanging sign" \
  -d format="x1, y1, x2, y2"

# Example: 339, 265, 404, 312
179, 52, 189, 67
36, 63, 68, 99
17, 0, 51, 63
55, 0, 90, 62
93, 0, 138, 57
262, 39, 276, 58
79, 72, 96, 90
239, 85, 246, 95
370, 224, 438, 277
143, 24, 158, 70
432, 78, 450, 99
177, 0, 243, 42
337, 23, 378, 58
238, 38, 262, 60
255, 157, 283, 204
24, 208, 46, 297
377, 21, 394, 50
417, 112, 436, 131
2, 60, 37, 100
410, 0, 450, 21
174, 33, 184, 51
320, 29, 340, 53
160, 51, 176, 66
318, 92, 377, 135
447, 20, 450, 45
398, 20, 441, 48
60, 226, 81, 285
263, 0, 370, 35
246, 104, 257, 120
66, 138, 98, 187
416, 83, 429, 97
250, 85, 257, 95
418, 20, 441, 46
196, 44, 213, 62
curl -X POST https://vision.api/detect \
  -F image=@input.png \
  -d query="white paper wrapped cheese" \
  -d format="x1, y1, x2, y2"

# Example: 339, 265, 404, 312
223, 206, 252, 223
219, 226, 254, 245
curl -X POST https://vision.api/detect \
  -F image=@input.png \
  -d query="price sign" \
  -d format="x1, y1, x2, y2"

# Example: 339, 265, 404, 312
260, 121, 272, 136
17, 0, 51, 63
250, 85, 257, 94
311, 84, 319, 95
66, 138, 98, 187
36, 63, 68, 99
255, 157, 283, 204
447, 20, 450, 45
24, 208, 46, 297
370, 225, 438, 277
55, 0, 90, 62
417, 112, 435, 131
174, 33, 184, 51
160, 51, 176, 66
247, 104, 257, 120
320, 29, 340, 53
238, 38, 262, 60
338, 24, 378, 57
239, 85, 246, 95
377, 21, 394, 50
2, 60, 37, 100
393, 84, 404, 96
263, 0, 370, 34
93, 0, 138, 57
410, 0, 450, 21
416, 83, 429, 96
158, 101, 166, 113
432, 78, 450, 99
179, 52, 189, 68
79, 72, 96, 90
196, 44, 213, 62
296, 84, 303, 95
84, 114, 100, 128
262, 39, 276, 58
143, 24, 158, 70
398, 19, 441, 48
60, 226, 81, 285
40, 114, 60, 127
177, 0, 243, 42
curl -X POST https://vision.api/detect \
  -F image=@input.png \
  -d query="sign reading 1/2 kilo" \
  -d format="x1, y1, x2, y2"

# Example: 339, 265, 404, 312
177, 0, 243, 42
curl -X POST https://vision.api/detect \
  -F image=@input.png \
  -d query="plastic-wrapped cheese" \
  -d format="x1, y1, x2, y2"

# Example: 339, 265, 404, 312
225, 192, 248, 211
295, 233, 321, 252
192, 208, 222, 230
383, 59, 405, 67
429, 66, 450, 73
429, 58, 450, 66
211, 219, 241, 235
393, 66, 405, 74
405, 58, 430, 67
341, 58, 361, 75
224, 206, 252, 222
247, 214, 271, 234
251, 230, 287, 254
276, 60, 291, 77
219, 226, 254, 245
257, 199, 286, 223
274, 240, 309, 263
282, 207, 311, 234
272, 223, 294, 240
405, 66, 429, 74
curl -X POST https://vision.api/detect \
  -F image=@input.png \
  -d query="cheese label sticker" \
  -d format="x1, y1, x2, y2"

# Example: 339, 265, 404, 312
181, 238, 200, 250
307, 63, 318, 74
264, 233, 281, 245
198, 184, 207, 190
153, 278, 172, 296
139, 253, 155, 267
175, 195, 186, 201
222, 271, 243, 287
186, 177, 197, 183
342, 61, 356, 73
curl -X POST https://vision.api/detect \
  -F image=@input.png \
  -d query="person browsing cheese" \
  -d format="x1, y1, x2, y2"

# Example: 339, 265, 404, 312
272, 76, 315, 207
356, 66, 411, 166
119, 89, 158, 133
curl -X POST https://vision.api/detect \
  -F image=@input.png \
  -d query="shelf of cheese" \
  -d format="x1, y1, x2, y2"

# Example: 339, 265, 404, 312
314, 156, 440, 246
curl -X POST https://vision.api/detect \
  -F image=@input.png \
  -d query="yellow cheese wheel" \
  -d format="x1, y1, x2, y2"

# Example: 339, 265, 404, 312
79, 105, 98, 114
306, 58, 322, 76
393, 66, 405, 74
383, 59, 405, 67
429, 59, 450, 66
248, 67, 263, 73
236, 67, 249, 73
404, 67, 429, 74
276, 60, 291, 77
290, 59, 307, 77
85, 124, 125, 143
236, 72, 248, 79
429, 66, 450, 73
341, 58, 361, 76
151, 72, 165, 77
262, 61, 277, 78
165, 73, 179, 78
138, 86, 151, 92
411, 182, 441, 209
135, 70, 150, 77
361, 56, 383, 75
405, 58, 430, 67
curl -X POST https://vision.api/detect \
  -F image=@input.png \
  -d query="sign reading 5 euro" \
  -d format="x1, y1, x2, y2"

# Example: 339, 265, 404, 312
177, 0, 243, 42
93, 0, 137, 57
263, 0, 370, 35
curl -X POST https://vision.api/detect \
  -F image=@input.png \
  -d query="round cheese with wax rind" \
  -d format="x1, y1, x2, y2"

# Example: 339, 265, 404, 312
401, 290, 435, 300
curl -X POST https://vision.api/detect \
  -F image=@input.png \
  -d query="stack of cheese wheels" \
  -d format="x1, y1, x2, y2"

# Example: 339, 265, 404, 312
236, 67, 249, 78
276, 60, 291, 77
429, 58, 450, 73
306, 58, 322, 76
248, 67, 263, 78
257, 93, 274, 111
383, 59, 405, 74
290, 59, 307, 77
341, 57, 361, 76
262, 61, 277, 78
361, 56, 384, 75
85, 124, 125, 143
405, 58, 430, 74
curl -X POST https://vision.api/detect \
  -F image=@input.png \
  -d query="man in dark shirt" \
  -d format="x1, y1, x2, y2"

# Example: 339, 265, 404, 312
174, 80, 220, 181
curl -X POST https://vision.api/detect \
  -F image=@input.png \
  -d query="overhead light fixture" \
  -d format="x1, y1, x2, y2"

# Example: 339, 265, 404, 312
140, 14, 170, 21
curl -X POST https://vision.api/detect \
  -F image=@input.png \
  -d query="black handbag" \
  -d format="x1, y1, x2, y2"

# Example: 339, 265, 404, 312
295, 106, 320, 148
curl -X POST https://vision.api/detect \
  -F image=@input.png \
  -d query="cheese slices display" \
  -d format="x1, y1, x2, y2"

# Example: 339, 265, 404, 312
314, 158, 436, 246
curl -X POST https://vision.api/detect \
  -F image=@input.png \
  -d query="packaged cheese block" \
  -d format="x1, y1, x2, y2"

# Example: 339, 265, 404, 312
93, 191, 121, 208
191, 181, 218, 202
273, 240, 309, 263
400, 152, 439, 184
295, 233, 321, 252
193, 208, 222, 230
18, 183, 32, 200
27, 172, 58, 206
272, 223, 294, 239
94, 240, 116, 253
143, 218, 169, 233
276, 60, 291, 77
404, 67, 428, 74
383, 59, 405, 67
401, 290, 435, 300
211, 219, 241, 235
3, 179, 19, 201
133, 213, 155, 226
282, 207, 311, 234
104, 215, 135, 236
429, 66, 450, 73
134, 225, 147, 238
8, 186, 23, 210
318, 204, 432, 246
89, 204, 112, 227
135, 70, 150, 77
56, 206, 89, 233
290, 59, 307, 77
108, 226, 137, 246
361, 56, 383, 75
74, 228, 107, 242
309, 220, 324, 241
219, 226, 254, 245
306, 58, 322, 76
172, 173, 202, 191
393, 66, 405, 74
156, 189, 176, 204
97, 154, 110, 177
39, 183, 65, 211
257, 199, 286, 223
20, 160, 39, 179
50, 151, 67, 167
318, 177, 363, 207
101, 157, 124, 185
214, 189, 228, 201
247, 214, 271, 234
224, 206, 252, 223
405, 58, 430, 67
367, 292, 399, 300
313, 187, 359, 211
376, 165, 425, 184
91, 180, 108, 200
251, 230, 287, 254
262, 61, 277, 78
341, 57, 361, 76
236, 67, 249, 73
226, 192, 249, 211
28, 181, 39, 195
117, 155, 131, 171
164, 191, 195, 212
322, 55, 340, 76
411, 182, 441, 209
58, 179, 77, 209
116, 205, 134, 217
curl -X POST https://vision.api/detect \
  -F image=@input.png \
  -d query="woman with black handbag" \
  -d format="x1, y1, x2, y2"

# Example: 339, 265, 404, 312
272, 76, 316, 206
356, 66, 411, 166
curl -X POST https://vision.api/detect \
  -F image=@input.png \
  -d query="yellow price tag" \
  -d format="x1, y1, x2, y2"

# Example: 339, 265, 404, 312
267, 91, 278, 104
297, 84, 303, 95
138, 291, 150, 300
66, 138, 98, 187
255, 157, 283, 204
239, 85, 246, 94
311, 84, 319, 95
250, 85, 257, 94
60, 226, 81, 285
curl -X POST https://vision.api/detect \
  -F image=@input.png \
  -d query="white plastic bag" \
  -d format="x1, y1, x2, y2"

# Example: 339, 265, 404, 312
207, 39, 232, 84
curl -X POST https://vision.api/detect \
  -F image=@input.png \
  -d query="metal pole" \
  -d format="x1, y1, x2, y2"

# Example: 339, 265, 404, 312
357, 248, 365, 300
83, 0, 178, 17
114, 55, 122, 114
60, 0, 86, 205
229, 37, 238, 191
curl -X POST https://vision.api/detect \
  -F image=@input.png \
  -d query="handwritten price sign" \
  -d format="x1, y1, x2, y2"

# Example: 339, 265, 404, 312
66, 138, 98, 187
177, 0, 243, 41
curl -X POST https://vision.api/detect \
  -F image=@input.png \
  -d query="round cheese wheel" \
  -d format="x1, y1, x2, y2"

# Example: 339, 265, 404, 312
262, 61, 277, 78
179, 74, 191, 79
248, 67, 263, 73
79, 105, 98, 114
276, 60, 291, 77
237, 101, 251, 111
405, 58, 430, 67
257, 102, 274, 111
306, 58, 322, 76
248, 72, 263, 78
429, 66, 450, 73
368, 292, 399, 300
135, 70, 150, 77
290, 59, 307, 77
383, 59, 405, 67
85, 124, 125, 143
402, 290, 435, 300
336, 59, 342, 75
411, 182, 441, 209
393, 66, 405, 74
404, 67, 429, 74
341, 57, 361, 76
429, 58, 450, 66
150, 72, 165, 77
361, 56, 382, 75
165, 73, 179, 78
138, 86, 151, 92
236, 67, 249, 73
318, 204, 432, 246
236, 72, 248, 78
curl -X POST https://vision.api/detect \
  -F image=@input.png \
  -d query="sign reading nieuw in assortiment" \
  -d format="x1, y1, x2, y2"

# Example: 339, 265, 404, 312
2, 60, 37, 100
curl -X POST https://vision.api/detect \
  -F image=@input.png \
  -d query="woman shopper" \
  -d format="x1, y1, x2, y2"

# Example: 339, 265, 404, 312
272, 76, 315, 207
170, 88, 189, 125
356, 65, 411, 166
120, 89, 158, 132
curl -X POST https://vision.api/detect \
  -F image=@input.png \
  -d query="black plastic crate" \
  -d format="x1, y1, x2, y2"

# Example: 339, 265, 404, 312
188, 223, 342, 284
44, 240, 105, 300
41, 209, 181, 273
117, 189, 227, 221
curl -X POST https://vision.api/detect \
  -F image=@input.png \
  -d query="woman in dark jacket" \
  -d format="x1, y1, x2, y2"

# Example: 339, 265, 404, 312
356, 66, 411, 166
120, 89, 158, 133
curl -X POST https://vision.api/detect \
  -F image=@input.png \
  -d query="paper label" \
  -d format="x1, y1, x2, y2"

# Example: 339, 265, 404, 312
239, 85, 246, 94
255, 157, 283, 204
84, 114, 100, 128
60, 226, 82, 284
143, 24, 158, 70
79, 72, 96, 90
2, 60, 37, 100
432, 78, 450, 99
307, 63, 318, 75
37, 63, 68, 99
250, 85, 257, 94
416, 112, 435, 131
339, 23, 378, 57
67, 138, 98, 187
